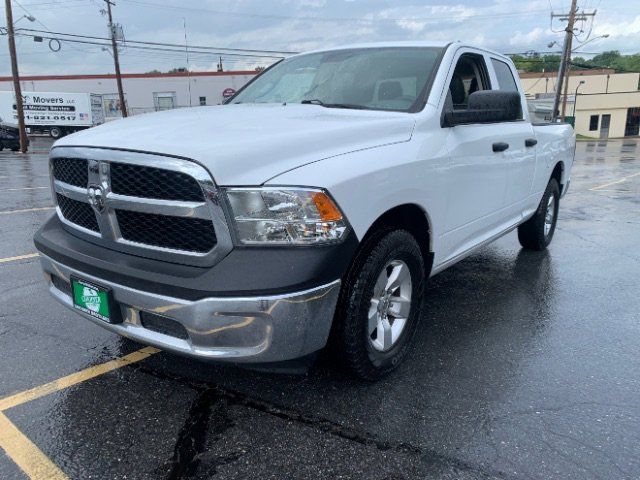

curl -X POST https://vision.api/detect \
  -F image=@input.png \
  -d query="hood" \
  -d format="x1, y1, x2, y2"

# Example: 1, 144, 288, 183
54, 104, 415, 185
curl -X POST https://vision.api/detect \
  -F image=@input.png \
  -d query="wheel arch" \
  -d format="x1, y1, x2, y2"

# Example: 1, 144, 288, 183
356, 203, 434, 277
551, 161, 564, 188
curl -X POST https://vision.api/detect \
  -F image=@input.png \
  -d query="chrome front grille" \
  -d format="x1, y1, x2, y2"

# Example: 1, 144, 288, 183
50, 147, 233, 266
56, 193, 100, 232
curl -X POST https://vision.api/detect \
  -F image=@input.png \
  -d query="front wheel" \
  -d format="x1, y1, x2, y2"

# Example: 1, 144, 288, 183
333, 229, 425, 381
49, 127, 62, 139
518, 178, 560, 251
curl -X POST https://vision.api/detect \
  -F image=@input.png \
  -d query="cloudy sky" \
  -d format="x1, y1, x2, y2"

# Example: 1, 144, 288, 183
1, 0, 639, 76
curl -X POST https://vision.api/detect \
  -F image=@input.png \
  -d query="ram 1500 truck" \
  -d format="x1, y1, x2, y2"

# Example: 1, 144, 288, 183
34, 42, 575, 380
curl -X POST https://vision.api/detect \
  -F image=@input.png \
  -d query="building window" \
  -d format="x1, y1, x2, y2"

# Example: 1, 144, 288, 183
624, 107, 640, 137
199, 96, 206, 106
589, 115, 599, 131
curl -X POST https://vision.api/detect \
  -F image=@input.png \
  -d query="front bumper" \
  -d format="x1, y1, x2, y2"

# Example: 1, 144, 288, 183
40, 253, 341, 363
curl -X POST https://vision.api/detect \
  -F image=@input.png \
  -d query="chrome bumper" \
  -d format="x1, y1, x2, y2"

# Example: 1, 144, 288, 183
40, 254, 341, 363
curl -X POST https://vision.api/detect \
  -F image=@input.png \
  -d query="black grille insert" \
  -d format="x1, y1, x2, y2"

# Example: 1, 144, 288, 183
140, 311, 189, 340
110, 162, 204, 201
52, 158, 88, 187
56, 193, 99, 232
116, 210, 216, 252
51, 275, 72, 298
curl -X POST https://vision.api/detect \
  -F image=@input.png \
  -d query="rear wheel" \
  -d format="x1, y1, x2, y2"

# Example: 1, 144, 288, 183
333, 229, 425, 381
518, 178, 560, 251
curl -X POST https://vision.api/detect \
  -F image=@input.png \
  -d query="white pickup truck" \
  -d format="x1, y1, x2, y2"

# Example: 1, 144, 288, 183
35, 42, 575, 380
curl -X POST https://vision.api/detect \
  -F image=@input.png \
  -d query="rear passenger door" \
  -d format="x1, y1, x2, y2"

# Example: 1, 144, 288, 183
488, 57, 537, 214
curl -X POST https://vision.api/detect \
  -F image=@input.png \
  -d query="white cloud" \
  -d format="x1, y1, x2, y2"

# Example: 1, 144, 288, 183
2, 0, 639, 75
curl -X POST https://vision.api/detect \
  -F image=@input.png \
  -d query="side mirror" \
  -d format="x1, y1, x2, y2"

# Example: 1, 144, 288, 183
442, 90, 521, 127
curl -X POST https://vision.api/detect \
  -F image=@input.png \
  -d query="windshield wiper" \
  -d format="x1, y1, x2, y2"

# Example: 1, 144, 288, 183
301, 99, 370, 110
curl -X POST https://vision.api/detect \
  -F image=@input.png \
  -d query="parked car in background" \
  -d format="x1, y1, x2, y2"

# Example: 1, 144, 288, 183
0, 121, 24, 151
35, 41, 575, 380
0, 91, 104, 139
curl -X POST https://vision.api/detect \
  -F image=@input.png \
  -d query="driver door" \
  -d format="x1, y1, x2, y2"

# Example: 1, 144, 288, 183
440, 50, 509, 263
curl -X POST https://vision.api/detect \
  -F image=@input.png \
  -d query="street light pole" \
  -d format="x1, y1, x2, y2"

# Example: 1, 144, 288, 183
572, 80, 585, 119
4, 0, 29, 153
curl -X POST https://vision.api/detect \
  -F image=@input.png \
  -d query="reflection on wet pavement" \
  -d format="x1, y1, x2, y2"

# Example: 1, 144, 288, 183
0, 138, 639, 479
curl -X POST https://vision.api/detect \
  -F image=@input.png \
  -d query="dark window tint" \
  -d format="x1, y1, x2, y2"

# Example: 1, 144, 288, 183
589, 115, 599, 131
231, 47, 443, 113
491, 59, 519, 92
447, 53, 490, 110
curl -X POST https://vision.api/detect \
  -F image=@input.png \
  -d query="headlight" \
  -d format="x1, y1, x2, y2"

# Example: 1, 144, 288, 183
225, 187, 348, 245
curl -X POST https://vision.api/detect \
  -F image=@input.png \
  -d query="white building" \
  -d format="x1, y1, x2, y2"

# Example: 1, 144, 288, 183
0, 70, 257, 119
520, 69, 640, 138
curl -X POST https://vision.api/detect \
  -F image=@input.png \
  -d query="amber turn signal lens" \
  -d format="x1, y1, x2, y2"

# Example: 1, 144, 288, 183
312, 192, 343, 222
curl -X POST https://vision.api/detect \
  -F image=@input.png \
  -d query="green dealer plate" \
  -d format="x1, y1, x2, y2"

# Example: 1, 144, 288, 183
71, 277, 113, 323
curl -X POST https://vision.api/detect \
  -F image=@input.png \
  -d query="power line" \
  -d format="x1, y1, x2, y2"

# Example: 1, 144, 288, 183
14, 28, 295, 56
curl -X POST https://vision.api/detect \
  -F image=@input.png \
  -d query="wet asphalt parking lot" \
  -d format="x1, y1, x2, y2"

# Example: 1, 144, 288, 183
0, 137, 639, 480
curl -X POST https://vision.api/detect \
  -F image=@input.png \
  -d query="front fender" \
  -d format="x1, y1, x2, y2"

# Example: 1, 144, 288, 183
265, 138, 449, 257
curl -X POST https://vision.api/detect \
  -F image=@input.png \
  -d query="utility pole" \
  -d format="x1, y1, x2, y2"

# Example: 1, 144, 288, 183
551, 2, 596, 122
4, 0, 29, 153
104, 0, 127, 117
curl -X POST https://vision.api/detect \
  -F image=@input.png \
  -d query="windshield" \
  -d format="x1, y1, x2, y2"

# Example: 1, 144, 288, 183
230, 47, 443, 112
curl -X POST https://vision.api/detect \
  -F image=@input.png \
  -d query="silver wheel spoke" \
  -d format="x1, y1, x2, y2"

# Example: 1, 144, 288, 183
379, 317, 393, 350
373, 273, 387, 297
368, 301, 380, 335
385, 262, 410, 292
544, 194, 555, 237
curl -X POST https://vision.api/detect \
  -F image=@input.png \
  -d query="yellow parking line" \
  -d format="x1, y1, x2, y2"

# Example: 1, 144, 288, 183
0, 206, 53, 215
0, 253, 40, 264
589, 171, 640, 191
0, 413, 69, 480
0, 346, 160, 412
0, 347, 160, 479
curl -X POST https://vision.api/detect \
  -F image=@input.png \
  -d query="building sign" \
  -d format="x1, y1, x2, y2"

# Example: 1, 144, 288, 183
222, 88, 236, 99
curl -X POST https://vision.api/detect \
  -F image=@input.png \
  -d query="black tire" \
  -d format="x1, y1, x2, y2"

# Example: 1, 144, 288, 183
50, 127, 62, 139
518, 178, 560, 251
332, 229, 425, 381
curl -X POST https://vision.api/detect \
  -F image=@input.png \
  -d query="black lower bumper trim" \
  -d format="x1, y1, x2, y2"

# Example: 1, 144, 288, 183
34, 216, 358, 301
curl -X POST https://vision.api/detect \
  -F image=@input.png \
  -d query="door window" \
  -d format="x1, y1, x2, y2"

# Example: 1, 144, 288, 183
446, 53, 490, 111
491, 59, 519, 92
589, 115, 599, 131
600, 114, 611, 139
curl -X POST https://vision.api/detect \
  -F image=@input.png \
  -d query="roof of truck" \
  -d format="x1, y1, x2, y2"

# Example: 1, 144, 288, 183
299, 41, 507, 60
